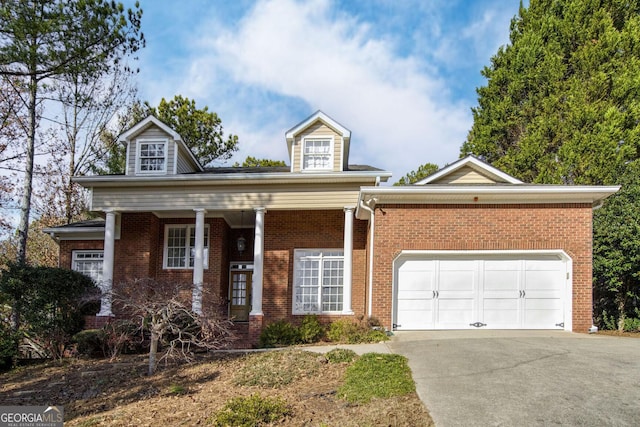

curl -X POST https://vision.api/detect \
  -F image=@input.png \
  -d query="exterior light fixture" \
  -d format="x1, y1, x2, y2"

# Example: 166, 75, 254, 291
237, 211, 246, 254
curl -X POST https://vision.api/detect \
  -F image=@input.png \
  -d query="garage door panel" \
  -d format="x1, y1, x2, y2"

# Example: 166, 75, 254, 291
524, 309, 562, 328
525, 271, 563, 288
398, 298, 433, 311
439, 271, 475, 292
524, 298, 562, 310
483, 298, 519, 310
397, 310, 434, 329
484, 275, 519, 291
438, 308, 475, 327
483, 310, 519, 327
398, 271, 434, 292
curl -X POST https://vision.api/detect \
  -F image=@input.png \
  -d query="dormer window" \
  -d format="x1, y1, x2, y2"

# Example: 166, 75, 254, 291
302, 138, 333, 171
137, 139, 167, 174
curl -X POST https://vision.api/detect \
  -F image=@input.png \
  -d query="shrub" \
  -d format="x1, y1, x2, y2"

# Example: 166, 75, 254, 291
623, 317, 640, 332
326, 348, 357, 363
258, 319, 300, 348
298, 314, 324, 343
211, 394, 290, 427
327, 318, 389, 344
73, 329, 105, 357
101, 320, 147, 360
0, 320, 19, 370
339, 353, 415, 404
0, 263, 99, 359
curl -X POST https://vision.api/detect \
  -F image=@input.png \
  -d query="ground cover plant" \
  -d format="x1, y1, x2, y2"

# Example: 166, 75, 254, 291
339, 353, 416, 404
0, 349, 433, 426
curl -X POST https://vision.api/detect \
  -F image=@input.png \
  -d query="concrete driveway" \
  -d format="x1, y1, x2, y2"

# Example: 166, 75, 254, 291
388, 330, 640, 426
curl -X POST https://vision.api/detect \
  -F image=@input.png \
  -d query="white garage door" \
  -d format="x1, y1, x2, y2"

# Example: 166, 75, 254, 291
395, 255, 568, 330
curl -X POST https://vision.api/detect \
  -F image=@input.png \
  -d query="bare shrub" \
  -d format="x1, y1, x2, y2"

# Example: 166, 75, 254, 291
112, 279, 234, 375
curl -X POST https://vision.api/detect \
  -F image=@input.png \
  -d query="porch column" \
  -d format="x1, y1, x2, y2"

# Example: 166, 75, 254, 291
192, 208, 207, 315
98, 210, 116, 316
250, 207, 266, 316
343, 206, 354, 314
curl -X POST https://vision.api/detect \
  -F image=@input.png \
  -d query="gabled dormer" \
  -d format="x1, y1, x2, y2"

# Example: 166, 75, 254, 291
285, 111, 351, 173
415, 155, 523, 185
118, 116, 203, 176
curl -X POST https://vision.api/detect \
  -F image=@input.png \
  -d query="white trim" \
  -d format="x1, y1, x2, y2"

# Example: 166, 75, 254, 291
285, 111, 351, 141
300, 136, 334, 172
173, 142, 178, 174
230, 262, 254, 271
417, 156, 523, 185
250, 207, 266, 316
135, 138, 168, 175
119, 115, 181, 142
356, 185, 620, 218
340, 136, 345, 171
163, 223, 210, 270
342, 206, 354, 314
124, 142, 130, 175
75, 170, 391, 186
391, 250, 572, 332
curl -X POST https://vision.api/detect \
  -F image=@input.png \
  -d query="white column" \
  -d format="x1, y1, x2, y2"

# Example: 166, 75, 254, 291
342, 207, 354, 314
192, 208, 206, 314
99, 210, 116, 316
250, 207, 266, 316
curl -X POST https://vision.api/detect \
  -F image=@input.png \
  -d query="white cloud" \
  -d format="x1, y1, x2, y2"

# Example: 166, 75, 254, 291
181, 0, 472, 178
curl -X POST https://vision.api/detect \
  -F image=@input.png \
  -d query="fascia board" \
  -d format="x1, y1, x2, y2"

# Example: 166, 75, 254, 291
358, 185, 620, 204
118, 116, 181, 143
417, 156, 523, 185
285, 111, 351, 140
74, 171, 393, 187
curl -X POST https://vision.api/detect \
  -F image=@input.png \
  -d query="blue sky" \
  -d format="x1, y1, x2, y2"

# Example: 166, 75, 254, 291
125, 0, 523, 180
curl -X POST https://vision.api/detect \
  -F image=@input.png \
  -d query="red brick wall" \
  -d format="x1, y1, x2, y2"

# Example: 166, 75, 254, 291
371, 203, 593, 332
155, 217, 231, 303
262, 210, 367, 322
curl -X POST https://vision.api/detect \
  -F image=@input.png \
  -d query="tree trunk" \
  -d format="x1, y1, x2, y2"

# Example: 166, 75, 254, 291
16, 72, 37, 264
617, 293, 627, 333
148, 330, 159, 376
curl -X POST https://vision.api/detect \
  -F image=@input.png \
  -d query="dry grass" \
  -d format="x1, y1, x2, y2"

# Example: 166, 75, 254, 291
0, 350, 434, 426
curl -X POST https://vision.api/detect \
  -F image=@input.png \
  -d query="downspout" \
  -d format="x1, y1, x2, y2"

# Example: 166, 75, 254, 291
360, 196, 378, 317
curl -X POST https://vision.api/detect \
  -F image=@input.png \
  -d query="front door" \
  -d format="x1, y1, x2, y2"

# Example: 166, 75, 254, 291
229, 270, 252, 321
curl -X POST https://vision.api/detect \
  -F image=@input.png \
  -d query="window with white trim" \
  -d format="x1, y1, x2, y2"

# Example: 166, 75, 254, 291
137, 140, 167, 173
302, 138, 332, 170
164, 225, 209, 269
72, 251, 104, 283
293, 249, 344, 314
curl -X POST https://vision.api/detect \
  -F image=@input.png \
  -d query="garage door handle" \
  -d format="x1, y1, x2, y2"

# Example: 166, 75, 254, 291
432, 290, 439, 298
519, 290, 526, 298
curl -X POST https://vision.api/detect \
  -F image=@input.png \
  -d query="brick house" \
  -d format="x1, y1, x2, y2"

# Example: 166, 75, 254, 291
45, 111, 618, 345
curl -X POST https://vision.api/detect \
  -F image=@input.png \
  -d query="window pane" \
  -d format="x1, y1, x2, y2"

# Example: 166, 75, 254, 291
166, 227, 187, 267
303, 139, 331, 170
72, 251, 104, 283
294, 249, 343, 313
165, 225, 209, 269
139, 142, 166, 172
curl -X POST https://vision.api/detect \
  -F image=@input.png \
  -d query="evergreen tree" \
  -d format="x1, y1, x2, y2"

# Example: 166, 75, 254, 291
462, 0, 640, 185
394, 163, 439, 185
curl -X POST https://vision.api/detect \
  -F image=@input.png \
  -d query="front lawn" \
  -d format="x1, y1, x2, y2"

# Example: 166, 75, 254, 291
0, 350, 433, 426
